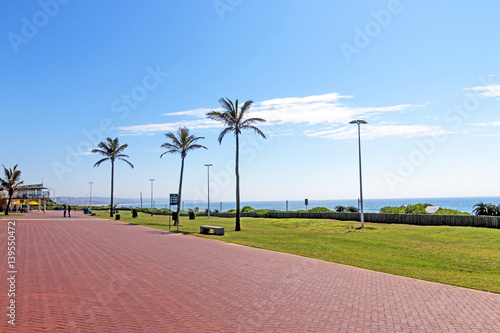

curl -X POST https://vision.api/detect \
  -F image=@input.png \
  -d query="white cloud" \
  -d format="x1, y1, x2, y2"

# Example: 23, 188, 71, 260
465, 84, 500, 99
161, 108, 215, 117
307, 125, 452, 140
118, 119, 219, 136
118, 92, 429, 138
470, 120, 500, 127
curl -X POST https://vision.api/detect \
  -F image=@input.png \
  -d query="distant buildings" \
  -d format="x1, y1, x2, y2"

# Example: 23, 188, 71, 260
0, 184, 50, 212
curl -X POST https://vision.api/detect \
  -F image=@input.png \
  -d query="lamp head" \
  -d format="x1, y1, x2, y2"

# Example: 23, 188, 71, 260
349, 119, 367, 124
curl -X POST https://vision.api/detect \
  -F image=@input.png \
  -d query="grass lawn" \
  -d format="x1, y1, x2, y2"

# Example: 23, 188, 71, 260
95, 211, 500, 293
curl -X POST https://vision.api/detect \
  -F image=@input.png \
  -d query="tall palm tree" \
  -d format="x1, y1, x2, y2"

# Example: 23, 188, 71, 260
161, 127, 207, 226
0, 165, 23, 216
207, 98, 266, 231
92, 137, 134, 217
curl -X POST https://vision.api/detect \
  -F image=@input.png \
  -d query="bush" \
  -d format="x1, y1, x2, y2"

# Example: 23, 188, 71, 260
346, 206, 359, 212
335, 205, 347, 212
188, 209, 196, 220
241, 206, 255, 212
379, 206, 405, 214
380, 203, 433, 214
434, 208, 470, 215
308, 207, 331, 212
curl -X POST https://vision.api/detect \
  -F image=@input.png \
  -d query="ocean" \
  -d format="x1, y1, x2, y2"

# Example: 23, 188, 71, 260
117, 196, 500, 214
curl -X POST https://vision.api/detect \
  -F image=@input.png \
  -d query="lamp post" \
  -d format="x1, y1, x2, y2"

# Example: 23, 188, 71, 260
49, 188, 56, 203
205, 164, 212, 218
149, 179, 155, 216
349, 119, 367, 228
89, 182, 93, 211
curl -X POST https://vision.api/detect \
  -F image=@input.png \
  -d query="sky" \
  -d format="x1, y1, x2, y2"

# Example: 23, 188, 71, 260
1, 0, 500, 203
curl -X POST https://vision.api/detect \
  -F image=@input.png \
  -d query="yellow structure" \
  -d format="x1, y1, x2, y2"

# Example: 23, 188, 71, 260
0, 184, 50, 213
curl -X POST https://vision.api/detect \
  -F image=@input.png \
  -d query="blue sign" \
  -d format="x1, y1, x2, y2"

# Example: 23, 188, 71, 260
170, 193, 179, 205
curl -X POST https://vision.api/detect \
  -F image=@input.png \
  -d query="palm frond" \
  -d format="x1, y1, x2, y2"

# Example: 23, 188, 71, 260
160, 143, 178, 150
242, 125, 267, 139
218, 126, 234, 144
218, 97, 234, 113
115, 153, 130, 159
185, 144, 208, 152
94, 157, 109, 168
238, 99, 253, 123
118, 158, 134, 168
160, 150, 179, 158
241, 117, 266, 127
165, 132, 181, 148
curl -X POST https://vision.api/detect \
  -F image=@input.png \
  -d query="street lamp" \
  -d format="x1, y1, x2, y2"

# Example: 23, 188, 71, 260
205, 164, 213, 218
149, 179, 155, 216
49, 188, 56, 203
89, 182, 93, 211
349, 119, 367, 228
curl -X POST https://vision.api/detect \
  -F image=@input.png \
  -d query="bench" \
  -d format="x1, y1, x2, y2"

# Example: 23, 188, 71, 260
200, 225, 225, 236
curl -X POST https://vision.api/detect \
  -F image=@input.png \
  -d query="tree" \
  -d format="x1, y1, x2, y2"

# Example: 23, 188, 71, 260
207, 98, 266, 231
92, 138, 133, 217
346, 206, 360, 213
472, 202, 494, 216
0, 165, 23, 216
160, 127, 207, 226
335, 205, 347, 212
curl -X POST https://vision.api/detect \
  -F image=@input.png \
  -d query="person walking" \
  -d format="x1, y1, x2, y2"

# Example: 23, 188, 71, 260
68, 205, 71, 217
63, 205, 67, 217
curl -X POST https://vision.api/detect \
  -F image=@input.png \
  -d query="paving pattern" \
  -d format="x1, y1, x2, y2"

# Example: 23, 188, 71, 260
0, 211, 499, 332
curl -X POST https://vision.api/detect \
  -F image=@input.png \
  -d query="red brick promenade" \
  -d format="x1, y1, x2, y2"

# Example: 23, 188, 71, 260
0, 211, 499, 332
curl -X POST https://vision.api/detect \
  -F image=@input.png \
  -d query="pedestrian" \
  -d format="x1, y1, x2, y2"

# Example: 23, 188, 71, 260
68, 205, 71, 217
63, 205, 67, 217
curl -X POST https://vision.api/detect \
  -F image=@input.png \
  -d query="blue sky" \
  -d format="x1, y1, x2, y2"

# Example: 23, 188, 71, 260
2, 0, 500, 203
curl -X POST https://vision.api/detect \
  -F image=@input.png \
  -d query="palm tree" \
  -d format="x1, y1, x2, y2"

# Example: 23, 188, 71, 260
473, 202, 491, 216
207, 98, 266, 231
92, 137, 134, 217
487, 204, 498, 216
347, 206, 360, 213
335, 205, 347, 212
160, 127, 207, 226
0, 165, 23, 216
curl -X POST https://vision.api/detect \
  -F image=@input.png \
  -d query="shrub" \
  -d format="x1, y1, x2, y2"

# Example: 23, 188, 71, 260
346, 206, 359, 212
241, 206, 255, 212
335, 205, 347, 212
380, 203, 433, 214
434, 208, 470, 215
379, 206, 405, 214
308, 207, 331, 212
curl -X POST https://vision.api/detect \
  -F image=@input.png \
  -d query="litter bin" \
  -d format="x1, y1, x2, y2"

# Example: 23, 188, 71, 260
83, 208, 89, 214
132, 209, 138, 218
172, 212, 178, 221
115, 214, 121, 220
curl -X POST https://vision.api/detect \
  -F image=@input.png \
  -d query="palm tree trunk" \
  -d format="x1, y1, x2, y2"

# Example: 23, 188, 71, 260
110, 160, 114, 217
235, 132, 241, 231
5, 194, 12, 216
175, 156, 185, 226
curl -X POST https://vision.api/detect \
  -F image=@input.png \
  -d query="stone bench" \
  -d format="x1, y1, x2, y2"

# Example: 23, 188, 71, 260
200, 225, 224, 236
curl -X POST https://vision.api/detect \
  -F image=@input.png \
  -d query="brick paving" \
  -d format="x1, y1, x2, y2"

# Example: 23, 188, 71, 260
0, 211, 499, 332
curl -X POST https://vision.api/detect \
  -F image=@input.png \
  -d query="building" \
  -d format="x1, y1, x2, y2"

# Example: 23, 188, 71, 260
0, 184, 51, 212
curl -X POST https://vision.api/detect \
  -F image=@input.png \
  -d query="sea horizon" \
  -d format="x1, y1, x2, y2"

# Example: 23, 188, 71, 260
59, 196, 500, 214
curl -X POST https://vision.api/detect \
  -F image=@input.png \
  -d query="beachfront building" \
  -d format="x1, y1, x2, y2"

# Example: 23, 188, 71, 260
0, 184, 51, 213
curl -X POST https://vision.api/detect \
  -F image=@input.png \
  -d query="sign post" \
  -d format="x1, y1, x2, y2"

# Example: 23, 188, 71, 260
170, 194, 179, 231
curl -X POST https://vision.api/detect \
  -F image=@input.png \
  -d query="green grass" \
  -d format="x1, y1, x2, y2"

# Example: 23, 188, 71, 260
96, 211, 500, 293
